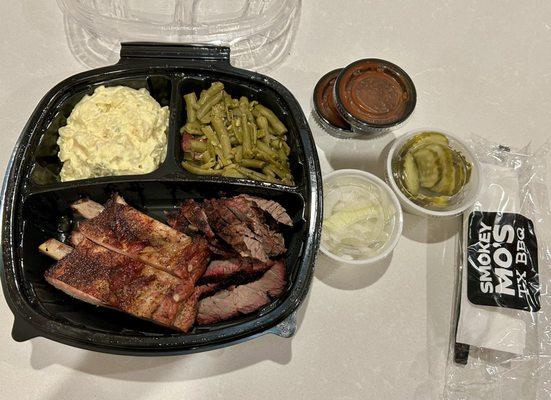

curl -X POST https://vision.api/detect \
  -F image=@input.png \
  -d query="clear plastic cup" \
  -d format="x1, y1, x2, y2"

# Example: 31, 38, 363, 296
320, 169, 404, 265
385, 128, 482, 218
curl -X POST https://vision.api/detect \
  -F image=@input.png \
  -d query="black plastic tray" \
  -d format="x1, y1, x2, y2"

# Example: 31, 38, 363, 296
0, 43, 322, 355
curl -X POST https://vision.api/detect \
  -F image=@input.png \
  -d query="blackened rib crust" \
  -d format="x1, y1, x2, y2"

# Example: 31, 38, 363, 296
78, 196, 209, 283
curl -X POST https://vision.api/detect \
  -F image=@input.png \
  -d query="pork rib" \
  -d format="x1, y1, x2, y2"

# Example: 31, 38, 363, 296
42, 238, 197, 332
197, 260, 286, 325
75, 196, 209, 282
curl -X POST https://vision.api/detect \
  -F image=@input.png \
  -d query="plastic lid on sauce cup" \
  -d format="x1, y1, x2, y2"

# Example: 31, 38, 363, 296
313, 69, 352, 134
334, 59, 416, 134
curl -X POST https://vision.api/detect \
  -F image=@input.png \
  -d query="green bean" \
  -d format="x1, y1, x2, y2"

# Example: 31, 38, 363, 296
190, 140, 207, 153
281, 140, 291, 156
212, 116, 229, 141
271, 139, 282, 149
236, 166, 277, 183
250, 122, 257, 145
223, 92, 235, 110
231, 119, 243, 144
202, 126, 219, 146
181, 121, 203, 135
239, 96, 249, 110
281, 177, 294, 186
202, 126, 230, 166
256, 149, 290, 175
199, 115, 211, 124
233, 145, 243, 162
256, 116, 269, 131
180, 81, 294, 185
266, 162, 290, 180
197, 90, 207, 105
277, 147, 288, 162
212, 115, 233, 159
201, 160, 216, 169
239, 97, 255, 122
242, 115, 253, 158
207, 142, 216, 159
201, 150, 212, 163
198, 82, 224, 106
256, 141, 279, 160
263, 131, 275, 144
184, 92, 198, 122
197, 92, 223, 120
263, 165, 276, 178
220, 134, 232, 161
210, 102, 226, 119
182, 161, 219, 175
239, 158, 266, 169
255, 104, 287, 135
221, 165, 245, 179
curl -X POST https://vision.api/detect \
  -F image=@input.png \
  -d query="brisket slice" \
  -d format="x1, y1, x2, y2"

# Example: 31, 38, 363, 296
207, 239, 239, 259
203, 197, 285, 262
235, 195, 293, 226
195, 282, 222, 299
167, 199, 215, 239
44, 238, 197, 332
196, 260, 286, 325
78, 195, 210, 282
201, 258, 274, 283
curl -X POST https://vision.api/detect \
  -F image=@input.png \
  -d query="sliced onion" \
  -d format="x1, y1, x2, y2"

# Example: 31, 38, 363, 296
322, 176, 396, 260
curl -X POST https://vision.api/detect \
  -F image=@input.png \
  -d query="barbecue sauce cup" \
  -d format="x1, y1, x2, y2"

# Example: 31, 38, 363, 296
0, 43, 322, 355
334, 59, 416, 136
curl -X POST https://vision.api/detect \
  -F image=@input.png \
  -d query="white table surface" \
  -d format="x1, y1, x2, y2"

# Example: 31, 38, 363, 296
1, 1, 550, 399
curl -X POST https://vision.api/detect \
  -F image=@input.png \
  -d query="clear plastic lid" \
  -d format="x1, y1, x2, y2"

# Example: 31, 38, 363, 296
57, 0, 301, 71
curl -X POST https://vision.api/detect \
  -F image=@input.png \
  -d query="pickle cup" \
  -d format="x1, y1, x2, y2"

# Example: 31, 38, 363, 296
320, 169, 404, 265
385, 128, 481, 218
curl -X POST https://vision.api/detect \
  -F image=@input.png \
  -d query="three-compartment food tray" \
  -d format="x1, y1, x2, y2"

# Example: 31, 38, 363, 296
0, 43, 322, 355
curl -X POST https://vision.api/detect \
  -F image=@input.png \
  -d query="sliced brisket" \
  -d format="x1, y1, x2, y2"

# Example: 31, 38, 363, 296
201, 258, 274, 283
203, 197, 286, 262
235, 195, 293, 226
167, 199, 215, 239
196, 260, 286, 325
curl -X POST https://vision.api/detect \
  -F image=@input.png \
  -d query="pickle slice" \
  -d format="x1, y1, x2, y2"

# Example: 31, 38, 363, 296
413, 192, 450, 207
402, 153, 420, 195
426, 144, 456, 196
412, 147, 441, 188
400, 131, 449, 156
395, 131, 473, 209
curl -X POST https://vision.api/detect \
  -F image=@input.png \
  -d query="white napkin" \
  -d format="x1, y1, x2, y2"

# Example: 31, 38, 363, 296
456, 164, 527, 355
